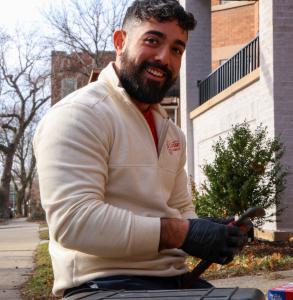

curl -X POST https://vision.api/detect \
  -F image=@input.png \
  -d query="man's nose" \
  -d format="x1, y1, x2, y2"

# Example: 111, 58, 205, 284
154, 46, 170, 66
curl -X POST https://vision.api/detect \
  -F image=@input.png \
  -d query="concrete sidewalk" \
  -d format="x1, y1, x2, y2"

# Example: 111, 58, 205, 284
0, 218, 39, 300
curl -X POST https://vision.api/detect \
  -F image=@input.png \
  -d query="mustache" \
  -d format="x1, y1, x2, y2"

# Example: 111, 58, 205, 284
141, 61, 173, 79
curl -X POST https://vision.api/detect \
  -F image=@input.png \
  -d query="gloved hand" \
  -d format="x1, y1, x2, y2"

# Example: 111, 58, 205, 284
180, 218, 245, 265
203, 216, 254, 247
201, 216, 235, 225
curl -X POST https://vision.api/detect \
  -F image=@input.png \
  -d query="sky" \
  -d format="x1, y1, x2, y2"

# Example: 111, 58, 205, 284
0, 0, 57, 32
0, 0, 131, 37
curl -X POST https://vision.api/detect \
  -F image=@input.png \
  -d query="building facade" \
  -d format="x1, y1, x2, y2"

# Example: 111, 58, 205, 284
211, 0, 259, 70
51, 51, 115, 106
180, 0, 293, 240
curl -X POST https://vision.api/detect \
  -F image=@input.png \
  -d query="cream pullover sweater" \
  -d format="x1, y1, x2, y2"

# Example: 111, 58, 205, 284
33, 63, 196, 296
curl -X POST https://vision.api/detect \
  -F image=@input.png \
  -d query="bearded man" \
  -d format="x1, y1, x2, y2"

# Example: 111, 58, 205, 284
33, 0, 245, 298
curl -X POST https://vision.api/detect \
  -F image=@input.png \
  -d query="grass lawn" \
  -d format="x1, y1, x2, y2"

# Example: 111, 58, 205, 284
22, 226, 293, 299
39, 229, 49, 241
39, 223, 48, 229
21, 226, 57, 299
21, 243, 56, 299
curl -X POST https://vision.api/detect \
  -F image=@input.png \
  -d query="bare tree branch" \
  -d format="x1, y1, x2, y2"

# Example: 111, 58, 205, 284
43, 0, 129, 71
0, 144, 9, 154
0, 28, 50, 218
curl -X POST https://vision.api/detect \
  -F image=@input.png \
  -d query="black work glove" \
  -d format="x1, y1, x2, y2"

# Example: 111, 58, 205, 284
180, 218, 245, 265
203, 216, 254, 245
201, 216, 235, 225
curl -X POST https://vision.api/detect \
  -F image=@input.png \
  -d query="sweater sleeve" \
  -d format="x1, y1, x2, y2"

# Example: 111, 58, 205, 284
167, 131, 197, 219
33, 101, 160, 258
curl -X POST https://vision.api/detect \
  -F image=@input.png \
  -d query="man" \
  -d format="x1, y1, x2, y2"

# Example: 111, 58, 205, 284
34, 0, 245, 298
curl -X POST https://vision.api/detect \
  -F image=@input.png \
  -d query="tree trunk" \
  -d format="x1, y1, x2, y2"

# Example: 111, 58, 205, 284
0, 184, 9, 219
24, 184, 33, 218
0, 147, 16, 219
16, 189, 24, 216
24, 200, 28, 217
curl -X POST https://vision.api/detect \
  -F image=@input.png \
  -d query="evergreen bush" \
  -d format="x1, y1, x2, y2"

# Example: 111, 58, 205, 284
194, 122, 288, 226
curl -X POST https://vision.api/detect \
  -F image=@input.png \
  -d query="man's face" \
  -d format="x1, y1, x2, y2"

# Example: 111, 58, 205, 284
116, 19, 188, 104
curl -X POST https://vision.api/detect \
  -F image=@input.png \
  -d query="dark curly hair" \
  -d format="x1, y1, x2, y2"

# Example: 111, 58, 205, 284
122, 0, 196, 32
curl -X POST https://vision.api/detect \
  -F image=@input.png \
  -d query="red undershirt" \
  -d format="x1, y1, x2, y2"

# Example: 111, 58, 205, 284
142, 108, 158, 150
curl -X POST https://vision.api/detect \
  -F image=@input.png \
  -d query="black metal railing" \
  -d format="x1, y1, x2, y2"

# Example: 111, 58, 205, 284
198, 35, 259, 104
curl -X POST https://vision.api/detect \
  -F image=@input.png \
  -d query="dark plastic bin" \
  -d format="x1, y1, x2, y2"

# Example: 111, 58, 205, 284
64, 287, 265, 300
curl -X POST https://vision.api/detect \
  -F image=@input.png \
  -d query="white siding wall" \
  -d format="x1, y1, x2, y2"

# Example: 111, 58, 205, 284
192, 79, 277, 232
191, 0, 293, 233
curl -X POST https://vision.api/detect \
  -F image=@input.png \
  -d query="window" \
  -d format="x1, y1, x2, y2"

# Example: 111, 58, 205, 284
163, 105, 179, 125
61, 78, 77, 99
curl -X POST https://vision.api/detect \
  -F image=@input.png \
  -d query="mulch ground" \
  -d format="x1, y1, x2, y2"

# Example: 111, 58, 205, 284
187, 239, 293, 280
243, 239, 293, 257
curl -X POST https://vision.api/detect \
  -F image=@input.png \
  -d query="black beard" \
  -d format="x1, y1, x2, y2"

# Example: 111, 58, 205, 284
118, 51, 176, 104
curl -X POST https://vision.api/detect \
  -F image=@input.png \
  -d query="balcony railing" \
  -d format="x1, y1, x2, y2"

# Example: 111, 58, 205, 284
198, 35, 259, 105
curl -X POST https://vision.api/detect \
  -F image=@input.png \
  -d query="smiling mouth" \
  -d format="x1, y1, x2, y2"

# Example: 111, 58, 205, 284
146, 66, 165, 78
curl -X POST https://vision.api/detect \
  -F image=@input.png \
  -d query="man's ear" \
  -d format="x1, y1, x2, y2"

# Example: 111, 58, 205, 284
113, 29, 126, 56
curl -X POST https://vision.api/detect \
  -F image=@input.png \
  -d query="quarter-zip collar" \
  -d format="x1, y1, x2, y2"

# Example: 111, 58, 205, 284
98, 62, 171, 158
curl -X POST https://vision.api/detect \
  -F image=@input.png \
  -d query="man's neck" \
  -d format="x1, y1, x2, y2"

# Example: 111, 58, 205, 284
133, 100, 151, 112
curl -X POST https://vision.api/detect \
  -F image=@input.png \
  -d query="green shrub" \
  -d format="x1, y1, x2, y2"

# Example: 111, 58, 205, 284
194, 122, 288, 226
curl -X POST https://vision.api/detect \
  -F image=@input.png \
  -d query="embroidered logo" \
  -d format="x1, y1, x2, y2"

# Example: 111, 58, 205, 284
167, 139, 181, 155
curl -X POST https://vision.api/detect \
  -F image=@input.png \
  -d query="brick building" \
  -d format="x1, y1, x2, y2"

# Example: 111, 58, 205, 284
211, 0, 259, 70
51, 51, 115, 106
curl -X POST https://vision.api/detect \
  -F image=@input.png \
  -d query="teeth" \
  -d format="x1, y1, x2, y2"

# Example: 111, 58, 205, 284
147, 67, 164, 78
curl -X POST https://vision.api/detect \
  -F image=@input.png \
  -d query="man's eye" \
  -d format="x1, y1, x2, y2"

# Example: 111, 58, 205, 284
173, 47, 183, 56
145, 37, 158, 45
